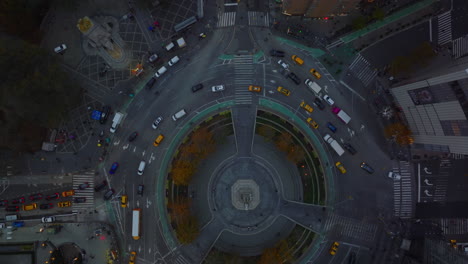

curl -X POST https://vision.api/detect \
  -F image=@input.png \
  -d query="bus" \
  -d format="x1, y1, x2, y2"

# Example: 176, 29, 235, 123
132, 209, 141, 240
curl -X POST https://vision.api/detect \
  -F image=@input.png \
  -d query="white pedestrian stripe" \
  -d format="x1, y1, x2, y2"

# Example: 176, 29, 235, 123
453, 36, 468, 59
217, 12, 236, 28
324, 213, 377, 242
393, 161, 413, 219
450, 153, 466, 160
348, 53, 377, 87
438, 11, 452, 45
326, 39, 344, 50
248, 11, 270, 27
72, 171, 95, 213
233, 55, 254, 105
439, 218, 468, 235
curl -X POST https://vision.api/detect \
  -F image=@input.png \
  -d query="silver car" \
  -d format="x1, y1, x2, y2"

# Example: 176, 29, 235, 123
152, 116, 163, 129
211, 85, 225, 92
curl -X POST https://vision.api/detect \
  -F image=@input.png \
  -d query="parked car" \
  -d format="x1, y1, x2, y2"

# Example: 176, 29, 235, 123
62, 190, 75, 197
42, 216, 55, 223
22, 203, 37, 211
300, 101, 314, 113
109, 162, 119, 174
310, 68, 321, 79
151, 116, 163, 129
148, 53, 158, 62
287, 72, 301, 85
58, 201, 71, 207
327, 122, 337, 133
335, 162, 347, 174
323, 94, 335, 106
137, 185, 144, 196
277, 59, 289, 70
12, 221, 25, 227
29, 193, 43, 201
211, 85, 225, 92
74, 197, 86, 203
45, 193, 60, 201
78, 183, 89, 190
248, 85, 262, 92
5, 205, 19, 212
94, 180, 107, 192
104, 189, 115, 200
54, 44, 67, 53
306, 118, 319, 129
313, 97, 325, 110
277, 86, 291, 96
343, 143, 357, 155
360, 162, 375, 174
270, 49, 285, 57
191, 83, 204, 92
128, 131, 138, 142
100, 106, 111, 124
40, 203, 54, 210
11, 197, 25, 204
145, 77, 156, 90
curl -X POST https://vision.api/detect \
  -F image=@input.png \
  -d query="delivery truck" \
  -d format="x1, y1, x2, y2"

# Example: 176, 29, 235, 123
305, 79, 322, 95
331, 107, 351, 124
324, 134, 345, 156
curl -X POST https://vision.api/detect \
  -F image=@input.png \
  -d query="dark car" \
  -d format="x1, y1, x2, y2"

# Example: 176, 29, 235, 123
270, 49, 285, 57
109, 162, 119, 174
100, 106, 111, 124
6, 205, 19, 212
287, 72, 301, 85
360, 162, 375, 174
46, 193, 60, 201
29, 193, 43, 201
343, 143, 357, 155
40, 203, 54, 210
128, 132, 138, 142
191, 83, 204, 93
327, 122, 337, 133
74, 197, 86, 203
348, 252, 356, 264
78, 182, 90, 190
11, 197, 25, 204
145, 77, 156, 90
94, 180, 108, 192
104, 189, 115, 200
137, 184, 144, 196
0, 200, 7, 207
12, 221, 25, 227
313, 97, 325, 110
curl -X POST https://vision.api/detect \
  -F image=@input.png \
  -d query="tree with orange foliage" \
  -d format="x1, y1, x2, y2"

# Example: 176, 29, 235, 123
287, 144, 305, 164
258, 240, 291, 264
175, 215, 199, 244
384, 123, 414, 146
171, 160, 195, 186
275, 131, 293, 152
168, 197, 191, 224
257, 125, 276, 141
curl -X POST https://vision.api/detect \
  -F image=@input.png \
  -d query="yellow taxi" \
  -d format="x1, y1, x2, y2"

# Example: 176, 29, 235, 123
335, 162, 347, 174
310, 68, 321, 79
58, 201, 71, 208
22, 203, 37, 211
306, 118, 319, 129
248, 85, 262, 93
291, 55, 304, 65
329, 241, 339, 255
450, 239, 457, 249
62, 190, 75, 197
300, 101, 314, 113
153, 134, 164, 147
277, 86, 291, 96
121, 195, 128, 208
129, 251, 137, 264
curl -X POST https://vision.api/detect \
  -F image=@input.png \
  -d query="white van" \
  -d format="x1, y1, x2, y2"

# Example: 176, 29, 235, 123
172, 109, 187, 121
168, 56, 180, 66
165, 42, 175, 51
137, 161, 146, 176
110, 112, 124, 133
155, 66, 167, 77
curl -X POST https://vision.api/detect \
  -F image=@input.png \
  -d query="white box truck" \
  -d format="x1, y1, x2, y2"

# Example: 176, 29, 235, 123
332, 107, 351, 124
324, 134, 345, 156
305, 79, 322, 95
176, 37, 186, 48
172, 109, 187, 121
110, 112, 124, 133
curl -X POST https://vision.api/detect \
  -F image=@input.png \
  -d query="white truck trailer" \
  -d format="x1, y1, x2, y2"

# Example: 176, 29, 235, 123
332, 107, 351, 124
324, 134, 345, 156
305, 79, 322, 95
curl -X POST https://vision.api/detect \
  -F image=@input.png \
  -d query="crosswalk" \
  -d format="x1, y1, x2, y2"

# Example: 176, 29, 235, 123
72, 171, 95, 213
217, 12, 236, 28
438, 11, 452, 45
393, 161, 413, 219
233, 55, 254, 105
324, 213, 378, 242
450, 153, 466, 160
433, 160, 450, 202
348, 53, 377, 87
439, 218, 468, 235
248, 11, 270, 27
453, 36, 468, 59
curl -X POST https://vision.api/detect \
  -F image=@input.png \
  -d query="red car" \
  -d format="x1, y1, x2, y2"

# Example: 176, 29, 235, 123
11, 197, 25, 204
29, 193, 43, 201
46, 193, 60, 201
